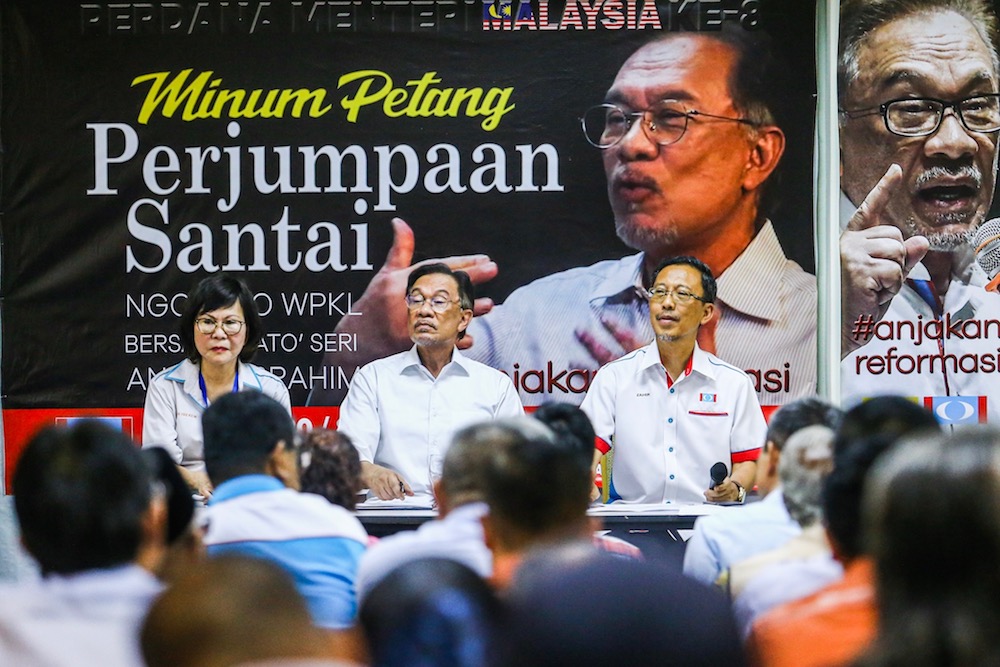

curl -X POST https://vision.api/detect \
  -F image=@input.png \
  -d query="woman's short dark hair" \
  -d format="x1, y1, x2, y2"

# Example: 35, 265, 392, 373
179, 275, 262, 363
298, 429, 363, 511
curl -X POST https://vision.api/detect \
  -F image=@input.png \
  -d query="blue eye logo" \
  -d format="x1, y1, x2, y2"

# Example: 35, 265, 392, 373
927, 396, 986, 425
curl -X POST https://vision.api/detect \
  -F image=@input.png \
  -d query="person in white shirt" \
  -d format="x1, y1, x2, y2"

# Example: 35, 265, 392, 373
582, 256, 765, 505
337, 263, 523, 501
0, 421, 167, 667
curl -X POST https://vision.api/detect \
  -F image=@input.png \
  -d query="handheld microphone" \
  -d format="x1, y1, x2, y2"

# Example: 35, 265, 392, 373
710, 461, 728, 489
974, 218, 1000, 292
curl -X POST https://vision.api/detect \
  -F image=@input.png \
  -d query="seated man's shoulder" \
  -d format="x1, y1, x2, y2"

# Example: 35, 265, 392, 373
292, 492, 369, 540
695, 501, 786, 537
208, 485, 368, 546
704, 355, 756, 381
358, 514, 491, 595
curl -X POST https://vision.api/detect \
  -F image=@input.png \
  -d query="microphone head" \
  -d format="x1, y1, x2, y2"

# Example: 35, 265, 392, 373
710, 461, 728, 487
974, 218, 1000, 280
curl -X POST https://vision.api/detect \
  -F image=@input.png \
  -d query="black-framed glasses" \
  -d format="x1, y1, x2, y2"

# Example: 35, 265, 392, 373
643, 286, 708, 305
581, 99, 755, 149
195, 317, 245, 335
840, 94, 1000, 137
404, 294, 462, 313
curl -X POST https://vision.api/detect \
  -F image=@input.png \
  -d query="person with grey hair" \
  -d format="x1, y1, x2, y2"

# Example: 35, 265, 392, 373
353, 418, 498, 600
727, 425, 841, 637
838, 0, 1000, 419
684, 397, 842, 586
854, 426, 1000, 667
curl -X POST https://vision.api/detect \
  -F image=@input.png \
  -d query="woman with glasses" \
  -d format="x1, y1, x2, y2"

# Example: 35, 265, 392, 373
142, 275, 290, 500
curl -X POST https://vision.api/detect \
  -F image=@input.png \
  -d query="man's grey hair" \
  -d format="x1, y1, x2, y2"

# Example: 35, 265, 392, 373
443, 418, 556, 507
780, 425, 835, 527
839, 0, 1000, 105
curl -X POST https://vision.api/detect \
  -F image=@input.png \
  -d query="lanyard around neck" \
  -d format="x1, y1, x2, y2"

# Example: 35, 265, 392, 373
199, 367, 239, 407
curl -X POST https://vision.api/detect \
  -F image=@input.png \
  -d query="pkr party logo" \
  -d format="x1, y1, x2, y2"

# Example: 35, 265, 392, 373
923, 396, 987, 426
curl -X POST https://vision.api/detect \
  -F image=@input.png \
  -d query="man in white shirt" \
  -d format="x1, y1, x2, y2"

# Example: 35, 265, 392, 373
337, 263, 523, 501
0, 421, 166, 667
581, 257, 765, 505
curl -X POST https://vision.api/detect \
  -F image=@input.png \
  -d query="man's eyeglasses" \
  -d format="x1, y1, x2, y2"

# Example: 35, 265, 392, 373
404, 294, 462, 313
840, 94, 1000, 137
581, 99, 755, 149
195, 317, 245, 335
643, 287, 708, 304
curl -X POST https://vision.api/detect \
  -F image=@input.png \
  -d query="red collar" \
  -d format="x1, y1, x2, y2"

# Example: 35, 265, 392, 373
665, 352, 694, 388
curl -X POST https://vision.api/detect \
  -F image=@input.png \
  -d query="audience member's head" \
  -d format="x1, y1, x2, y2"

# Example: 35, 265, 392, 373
823, 397, 939, 562
532, 401, 596, 471
142, 447, 202, 581
834, 395, 939, 455
858, 427, 1000, 667
756, 397, 842, 495
502, 557, 743, 666
477, 417, 591, 554
778, 425, 835, 528
203, 391, 297, 488
359, 558, 501, 667
824, 432, 898, 564
434, 420, 504, 515
299, 428, 363, 511
141, 555, 336, 667
14, 420, 163, 576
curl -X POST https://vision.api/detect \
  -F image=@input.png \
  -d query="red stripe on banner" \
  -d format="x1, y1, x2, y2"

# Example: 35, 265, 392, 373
732, 447, 762, 464
981, 396, 989, 423
3, 406, 341, 492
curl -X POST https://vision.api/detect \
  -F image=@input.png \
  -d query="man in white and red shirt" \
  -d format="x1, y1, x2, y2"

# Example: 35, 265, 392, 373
581, 256, 765, 505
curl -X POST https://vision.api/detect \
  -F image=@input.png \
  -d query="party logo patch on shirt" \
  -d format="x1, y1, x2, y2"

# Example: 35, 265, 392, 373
923, 395, 987, 426
699, 393, 717, 403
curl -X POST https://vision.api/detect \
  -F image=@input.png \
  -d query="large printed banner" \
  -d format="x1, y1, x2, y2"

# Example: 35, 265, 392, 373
838, 0, 1000, 427
1, 0, 818, 486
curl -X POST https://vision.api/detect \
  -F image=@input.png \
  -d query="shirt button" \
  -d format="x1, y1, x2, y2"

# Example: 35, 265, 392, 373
669, 447, 674, 453
669, 474, 675, 480
670, 388, 675, 394
667, 417, 674, 424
